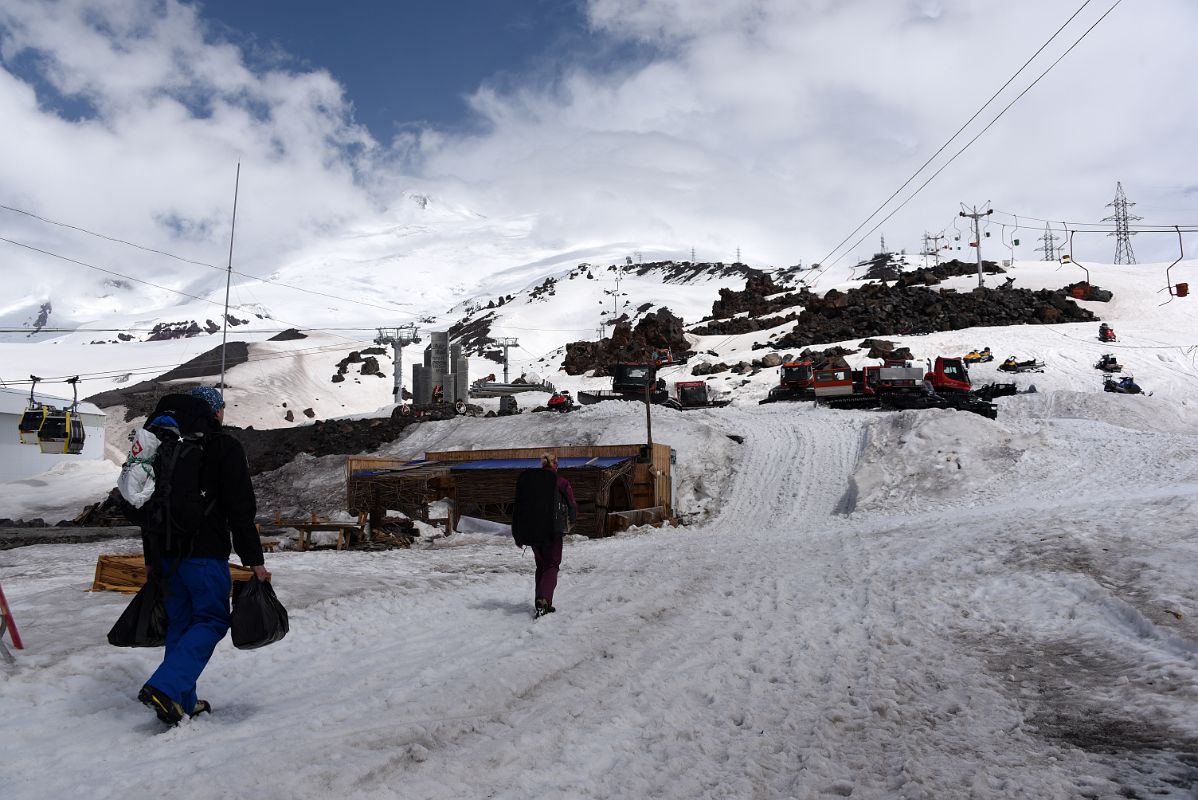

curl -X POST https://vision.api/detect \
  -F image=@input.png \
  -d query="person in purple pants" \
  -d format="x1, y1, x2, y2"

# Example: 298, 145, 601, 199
511, 454, 578, 618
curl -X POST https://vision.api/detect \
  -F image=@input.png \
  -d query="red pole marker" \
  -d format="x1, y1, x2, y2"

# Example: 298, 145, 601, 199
0, 583, 24, 650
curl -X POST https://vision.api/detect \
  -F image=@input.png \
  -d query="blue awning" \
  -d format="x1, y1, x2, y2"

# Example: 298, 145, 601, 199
450, 456, 632, 471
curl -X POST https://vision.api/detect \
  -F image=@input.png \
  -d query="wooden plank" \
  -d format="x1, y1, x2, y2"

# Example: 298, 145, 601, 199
89, 554, 262, 594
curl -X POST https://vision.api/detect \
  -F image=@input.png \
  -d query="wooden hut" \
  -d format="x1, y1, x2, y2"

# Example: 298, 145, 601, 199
346, 443, 673, 538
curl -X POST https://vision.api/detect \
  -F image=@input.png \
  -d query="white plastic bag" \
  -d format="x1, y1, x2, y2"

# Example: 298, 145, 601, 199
117, 428, 161, 508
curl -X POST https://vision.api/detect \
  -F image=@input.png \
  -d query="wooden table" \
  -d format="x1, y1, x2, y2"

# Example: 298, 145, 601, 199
292, 523, 362, 551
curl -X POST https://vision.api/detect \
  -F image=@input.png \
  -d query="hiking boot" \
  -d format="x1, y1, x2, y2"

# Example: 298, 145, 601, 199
189, 700, 211, 718
534, 598, 556, 619
138, 684, 184, 725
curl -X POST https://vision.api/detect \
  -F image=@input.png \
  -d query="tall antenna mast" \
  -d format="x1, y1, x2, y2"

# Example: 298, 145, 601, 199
219, 162, 241, 396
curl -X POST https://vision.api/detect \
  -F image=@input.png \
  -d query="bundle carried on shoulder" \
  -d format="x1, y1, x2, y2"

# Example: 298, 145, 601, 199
118, 394, 217, 552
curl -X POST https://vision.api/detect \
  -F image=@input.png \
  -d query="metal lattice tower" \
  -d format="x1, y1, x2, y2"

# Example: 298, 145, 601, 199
1036, 224, 1059, 261
1103, 181, 1141, 264
921, 232, 945, 267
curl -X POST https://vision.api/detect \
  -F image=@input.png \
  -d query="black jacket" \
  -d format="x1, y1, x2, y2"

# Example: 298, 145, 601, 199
137, 397, 263, 567
511, 468, 577, 547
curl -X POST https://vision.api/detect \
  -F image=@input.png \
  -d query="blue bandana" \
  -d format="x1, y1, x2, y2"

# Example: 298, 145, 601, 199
189, 386, 226, 414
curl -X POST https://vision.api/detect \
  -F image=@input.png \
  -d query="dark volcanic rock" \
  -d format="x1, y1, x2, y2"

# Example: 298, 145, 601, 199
562, 308, 691, 376
765, 282, 1096, 352
447, 311, 499, 360
233, 416, 420, 476
85, 342, 250, 420
689, 273, 808, 336
268, 328, 308, 341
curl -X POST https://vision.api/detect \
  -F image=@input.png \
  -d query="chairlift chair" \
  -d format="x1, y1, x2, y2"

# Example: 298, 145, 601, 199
1160, 226, 1188, 306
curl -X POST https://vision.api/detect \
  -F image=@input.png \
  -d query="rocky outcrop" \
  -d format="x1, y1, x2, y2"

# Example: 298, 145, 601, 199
562, 308, 691, 376
764, 283, 1096, 352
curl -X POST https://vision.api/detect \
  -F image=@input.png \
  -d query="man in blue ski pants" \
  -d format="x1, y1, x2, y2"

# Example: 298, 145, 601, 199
135, 387, 267, 725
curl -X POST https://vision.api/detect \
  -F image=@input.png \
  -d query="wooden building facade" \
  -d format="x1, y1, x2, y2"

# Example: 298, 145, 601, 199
346, 443, 673, 538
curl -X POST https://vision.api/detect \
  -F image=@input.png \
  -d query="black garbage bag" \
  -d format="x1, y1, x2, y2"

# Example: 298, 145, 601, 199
230, 576, 288, 650
107, 575, 168, 648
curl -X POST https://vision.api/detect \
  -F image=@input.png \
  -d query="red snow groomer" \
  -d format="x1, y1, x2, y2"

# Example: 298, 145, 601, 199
923, 356, 973, 394
759, 360, 816, 404
665, 380, 731, 410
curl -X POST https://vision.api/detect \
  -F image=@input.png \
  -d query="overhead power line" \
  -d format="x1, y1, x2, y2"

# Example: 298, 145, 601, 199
810, 0, 1125, 283
0, 236, 388, 354
0, 203, 418, 317
815, 0, 1099, 271
991, 209, 1198, 228
0, 338, 379, 386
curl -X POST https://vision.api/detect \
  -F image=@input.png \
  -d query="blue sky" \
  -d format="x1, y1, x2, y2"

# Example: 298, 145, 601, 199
195, 0, 598, 139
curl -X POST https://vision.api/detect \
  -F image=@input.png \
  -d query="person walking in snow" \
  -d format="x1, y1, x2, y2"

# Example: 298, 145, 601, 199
511, 453, 578, 618
133, 386, 267, 725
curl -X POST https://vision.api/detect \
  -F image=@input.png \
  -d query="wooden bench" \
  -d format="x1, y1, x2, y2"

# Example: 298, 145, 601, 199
292, 523, 362, 551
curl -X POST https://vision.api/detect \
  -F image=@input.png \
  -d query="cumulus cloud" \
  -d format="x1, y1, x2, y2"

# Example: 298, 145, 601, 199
0, 0, 384, 323
428, 0, 1198, 265
1, 0, 1195, 330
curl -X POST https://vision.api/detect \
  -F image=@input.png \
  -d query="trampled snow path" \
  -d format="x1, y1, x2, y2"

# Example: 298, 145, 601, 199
3, 404, 1197, 799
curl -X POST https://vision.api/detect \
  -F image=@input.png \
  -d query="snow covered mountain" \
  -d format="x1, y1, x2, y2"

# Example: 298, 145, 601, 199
2, 216, 1198, 796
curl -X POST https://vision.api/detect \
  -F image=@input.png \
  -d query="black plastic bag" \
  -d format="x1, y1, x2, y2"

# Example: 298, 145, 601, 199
230, 576, 288, 650
107, 575, 168, 647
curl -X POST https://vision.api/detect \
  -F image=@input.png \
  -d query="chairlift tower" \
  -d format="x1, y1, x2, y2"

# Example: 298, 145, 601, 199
920, 232, 945, 267
1103, 181, 1140, 264
499, 337, 519, 383
1036, 224, 1060, 261
374, 323, 418, 400
959, 203, 994, 288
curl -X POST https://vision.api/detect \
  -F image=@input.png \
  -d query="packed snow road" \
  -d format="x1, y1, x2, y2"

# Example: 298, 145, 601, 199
2, 401, 1197, 799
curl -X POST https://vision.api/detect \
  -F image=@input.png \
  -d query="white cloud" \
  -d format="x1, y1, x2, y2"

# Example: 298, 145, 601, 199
0, 0, 1195, 331
425, 0, 1198, 265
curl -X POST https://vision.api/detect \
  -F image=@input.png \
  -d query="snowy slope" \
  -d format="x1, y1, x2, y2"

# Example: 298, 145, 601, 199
2, 396, 1196, 797
2, 240, 1198, 796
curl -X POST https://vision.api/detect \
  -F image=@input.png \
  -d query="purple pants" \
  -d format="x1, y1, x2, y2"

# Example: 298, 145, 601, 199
531, 537, 563, 604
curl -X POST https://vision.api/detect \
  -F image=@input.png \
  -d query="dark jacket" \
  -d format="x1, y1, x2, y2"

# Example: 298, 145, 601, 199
137, 396, 263, 567
511, 467, 578, 547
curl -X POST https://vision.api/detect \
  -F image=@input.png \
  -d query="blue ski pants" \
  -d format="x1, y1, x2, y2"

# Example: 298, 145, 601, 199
147, 558, 231, 714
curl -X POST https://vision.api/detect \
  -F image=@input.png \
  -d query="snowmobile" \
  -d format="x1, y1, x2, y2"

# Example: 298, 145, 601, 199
998, 356, 1045, 374
1098, 323, 1117, 343
1094, 353, 1122, 373
963, 347, 994, 364
546, 391, 577, 413
1103, 374, 1146, 395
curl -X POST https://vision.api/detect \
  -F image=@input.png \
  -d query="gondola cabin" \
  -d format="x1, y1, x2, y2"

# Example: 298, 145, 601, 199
18, 406, 50, 445
37, 410, 87, 455
0, 388, 106, 481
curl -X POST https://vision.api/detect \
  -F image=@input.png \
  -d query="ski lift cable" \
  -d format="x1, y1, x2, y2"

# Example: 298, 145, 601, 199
0, 338, 379, 386
0, 203, 420, 319
810, 0, 1126, 284
0, 326, 398, 334
812, 0, 1101, 272
992, 209, 1198, 229
0, 235, 373, 350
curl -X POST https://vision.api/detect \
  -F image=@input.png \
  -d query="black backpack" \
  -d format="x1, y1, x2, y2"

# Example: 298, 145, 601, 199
139, 395, 218, 554
512, 469, 571, 547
